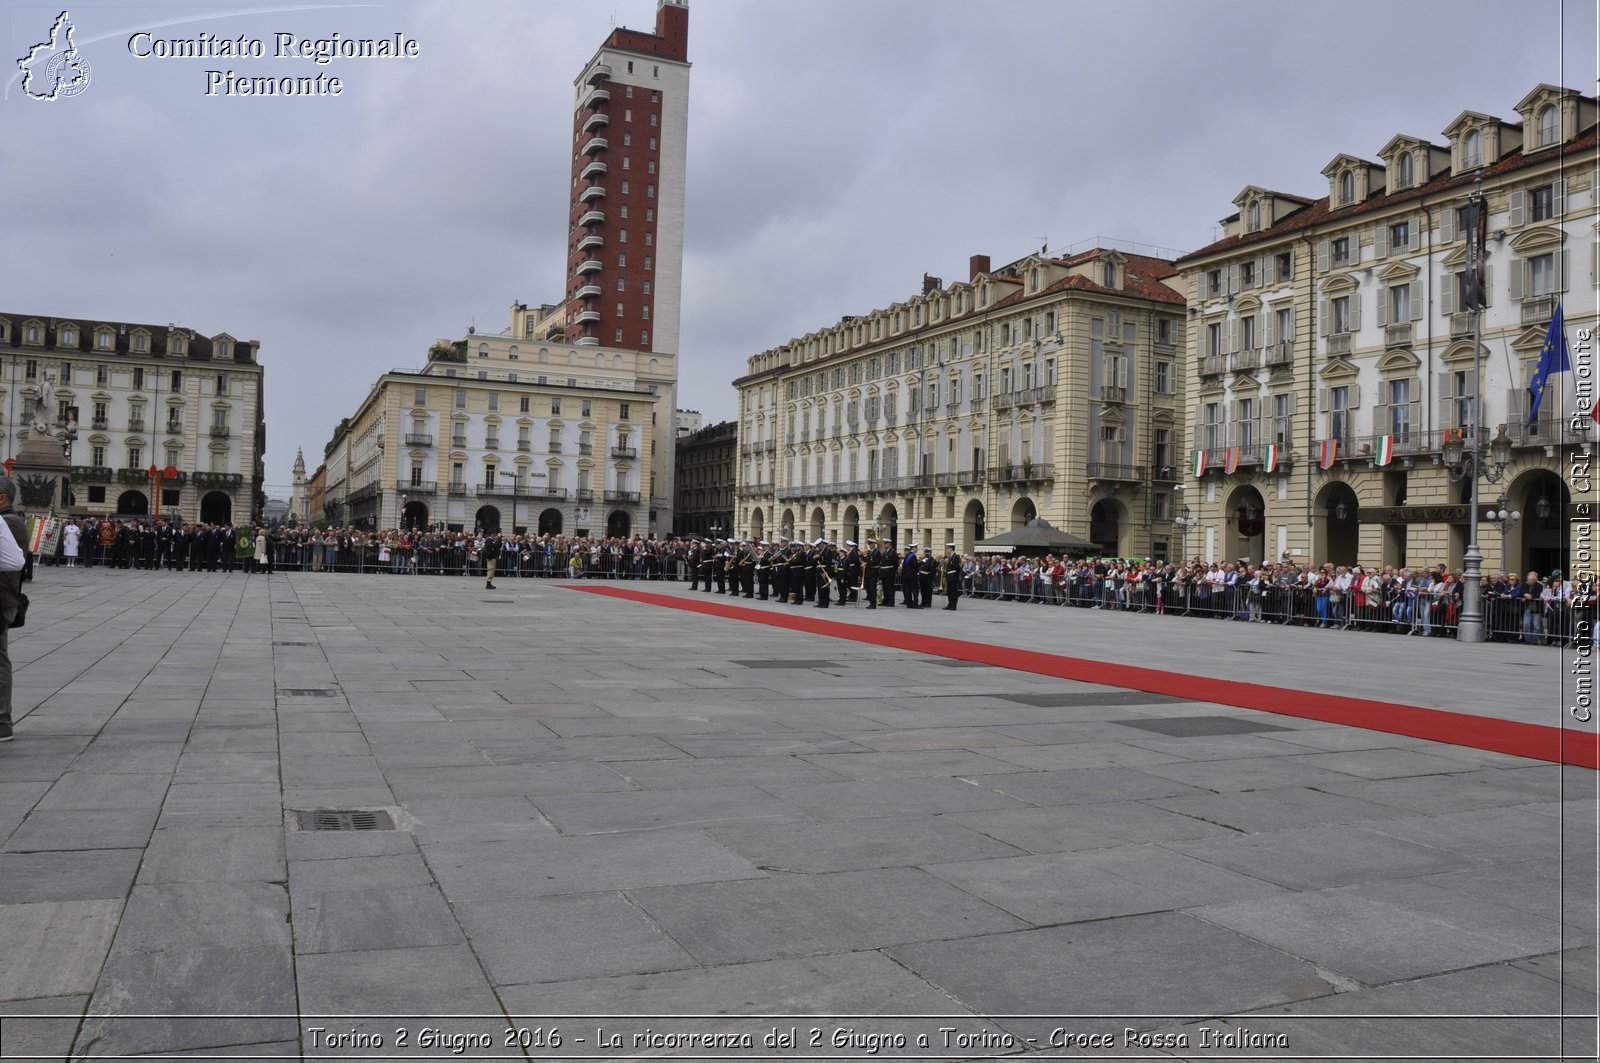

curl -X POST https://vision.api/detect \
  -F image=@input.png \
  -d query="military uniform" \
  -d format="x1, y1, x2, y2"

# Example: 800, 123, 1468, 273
942, 545, 963, 610
900, 548, 921, 608
919, 549, 938, 608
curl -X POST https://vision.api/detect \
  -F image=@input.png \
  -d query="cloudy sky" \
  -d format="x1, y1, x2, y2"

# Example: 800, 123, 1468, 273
4, 0, 1595, 491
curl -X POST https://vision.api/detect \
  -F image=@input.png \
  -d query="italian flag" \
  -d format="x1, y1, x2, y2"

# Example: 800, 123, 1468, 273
1192, 449, 1207, 478
1375, 435, 1395, 466
1264, 443, 1280, 473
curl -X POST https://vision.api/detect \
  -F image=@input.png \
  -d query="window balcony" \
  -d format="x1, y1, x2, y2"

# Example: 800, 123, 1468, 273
1325, 332, 1353, 357
579, 86, 609, 112
990, 393, 1015, 412
1099, 384, 1127, 403
575, 488, 593, 502
611, 445, 637, 459
581, 136, 608, 156
1228, 349, 1260, 374
574, 309, 601, 325
127, 419, 145, 433
579, 209, 606, 227
450, 436, 468, 448
579, 184, 606, 205
548, 442, 564, 453
1197, 353, 1226, 377
1449, 312, 1475, 338
1384, 323, 1413, 349
1030, 386, 1055, 404
580, 159, 608, 182
395, 480, 437, 492
1086, 462, 1146, 482
992, 462, 1055, 483
577, 234, 604, 253
586, 62, 611, 86
1521, 294, 1557, 326
526, 487, 567, 501
575, 336, 600, 346
447, 480, 469, 495
479, 482, 520, 497
90, 418, 107, 430
582, 111, 609, 134
209, 425, 230, 438
403, 433, 433, 446
483, 439, 500, 451
579, 443, 593, 455
605, 490, 641, 503
576, 258, 603, 276
576, 284, 602, 300
517, 440, 531, 452
1263, 342, 1293, 368
945, 402, 961, 417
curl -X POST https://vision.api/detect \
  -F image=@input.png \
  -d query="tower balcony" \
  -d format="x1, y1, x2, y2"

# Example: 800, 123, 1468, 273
579, 209, 606, 227
575, 309, 601, 325
579, 184, 606, 203
582, 111, 609, 134
575, 336, 600, 346
586, 62, 612, 86
580, 160, 607, 181
581, 136, 608, 156
576, 284, 602, 300
575, 258, 602, 276
577, 234, 604, 253
579, 86, 610, 112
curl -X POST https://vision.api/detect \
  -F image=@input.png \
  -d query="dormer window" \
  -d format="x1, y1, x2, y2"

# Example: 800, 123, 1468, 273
1536, 105, 1558, 147
1464, 130, 1483, 167
133, 333, 148, 352
1397, 152, 1413, 188
1248, 201, 1261, 231
1029, 268, 1039, 292
1102, 262, 1116, 288
216, 339, 230, 360
171, 335, 185, 354
1338, 171, 1354, 205
96, 329, 113, 350
60, 327, 77, 346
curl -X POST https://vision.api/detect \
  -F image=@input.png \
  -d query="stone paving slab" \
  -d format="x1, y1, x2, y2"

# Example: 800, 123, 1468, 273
0, 570, 1592, 1060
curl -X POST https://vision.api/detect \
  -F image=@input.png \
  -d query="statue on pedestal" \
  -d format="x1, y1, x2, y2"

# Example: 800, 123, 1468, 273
30, 370, 58, 438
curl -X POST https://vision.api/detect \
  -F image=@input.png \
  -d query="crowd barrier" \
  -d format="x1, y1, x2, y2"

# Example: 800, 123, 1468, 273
961, 570, 1584, 646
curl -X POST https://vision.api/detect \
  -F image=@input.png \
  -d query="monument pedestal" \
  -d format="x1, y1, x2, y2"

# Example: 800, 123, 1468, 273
10, 434, 71, 516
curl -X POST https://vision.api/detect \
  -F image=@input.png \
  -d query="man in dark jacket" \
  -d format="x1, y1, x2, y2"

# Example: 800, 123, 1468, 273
0, 476, 29, 741
482, 532, 502, 590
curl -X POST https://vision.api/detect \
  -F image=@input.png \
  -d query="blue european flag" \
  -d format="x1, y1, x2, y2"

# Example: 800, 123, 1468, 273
1526, 302, 1570, 429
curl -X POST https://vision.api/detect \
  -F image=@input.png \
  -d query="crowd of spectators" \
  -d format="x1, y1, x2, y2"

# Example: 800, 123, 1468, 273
960, 554, 1587, 646
37, 518, 1585, 647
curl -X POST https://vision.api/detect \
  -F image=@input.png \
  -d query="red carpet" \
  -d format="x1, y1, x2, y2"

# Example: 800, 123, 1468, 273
568, 584, 1598, 771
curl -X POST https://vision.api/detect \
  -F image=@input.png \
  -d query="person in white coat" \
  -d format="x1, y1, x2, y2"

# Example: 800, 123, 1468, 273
62, 521, 80, 567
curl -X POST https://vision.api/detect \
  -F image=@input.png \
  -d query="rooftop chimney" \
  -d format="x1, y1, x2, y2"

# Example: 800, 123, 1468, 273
921, 273, 943, 296
969, 255, 990, 282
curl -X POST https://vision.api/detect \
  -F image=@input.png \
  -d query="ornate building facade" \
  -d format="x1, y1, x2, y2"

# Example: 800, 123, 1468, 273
0, 314, 265, 524
673, 419, 734, 537
733, 247, 1187, 556
1175, 84, 1597, 575
323, 304, 666, 537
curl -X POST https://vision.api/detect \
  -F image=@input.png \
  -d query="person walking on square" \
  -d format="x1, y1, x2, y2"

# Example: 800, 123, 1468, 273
482, 531, 501, 590
0, 476, 30, 742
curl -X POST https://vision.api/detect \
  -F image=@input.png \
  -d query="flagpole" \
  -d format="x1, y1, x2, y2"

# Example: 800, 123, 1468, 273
1457, 176, 1488, 644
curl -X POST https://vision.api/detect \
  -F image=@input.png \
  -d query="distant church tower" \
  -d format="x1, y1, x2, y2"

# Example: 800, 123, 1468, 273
291, 448, 307, 524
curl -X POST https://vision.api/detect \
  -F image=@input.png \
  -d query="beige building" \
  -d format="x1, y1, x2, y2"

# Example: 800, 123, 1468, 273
325, 303, 668, 537
733, 247, 1187, 557
1175, 84, 1597, 575
0, 313, 265, 524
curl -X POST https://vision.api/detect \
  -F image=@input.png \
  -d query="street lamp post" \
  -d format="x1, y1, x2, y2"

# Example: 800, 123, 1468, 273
1173, 504, 1193, 563
1444, 424, 1514, 642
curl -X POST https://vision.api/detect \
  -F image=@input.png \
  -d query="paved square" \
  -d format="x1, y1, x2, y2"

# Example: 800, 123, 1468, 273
0, 570, 1593, 1059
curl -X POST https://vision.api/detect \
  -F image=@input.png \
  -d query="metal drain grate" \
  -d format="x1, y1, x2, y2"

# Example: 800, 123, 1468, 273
274, 641, 314, 647
296, 809, 395, 832
279, 688, 337, 697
